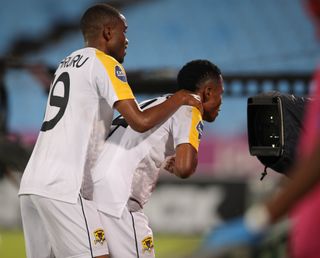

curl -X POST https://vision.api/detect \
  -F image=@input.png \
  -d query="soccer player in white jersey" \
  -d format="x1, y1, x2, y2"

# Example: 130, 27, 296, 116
18, 4, 202, 258
91, 60, 224, 258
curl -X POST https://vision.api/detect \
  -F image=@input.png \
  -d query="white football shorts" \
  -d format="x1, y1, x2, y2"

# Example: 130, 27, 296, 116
100, 205, 155, 258
20, 194, 109, 258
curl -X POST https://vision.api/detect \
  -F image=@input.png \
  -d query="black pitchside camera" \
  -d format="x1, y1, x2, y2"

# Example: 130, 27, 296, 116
247, 91, 309, 176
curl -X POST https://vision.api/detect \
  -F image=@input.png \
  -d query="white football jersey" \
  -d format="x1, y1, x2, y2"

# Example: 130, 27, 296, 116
19, 47, 134, 203
92, 95, 203, 218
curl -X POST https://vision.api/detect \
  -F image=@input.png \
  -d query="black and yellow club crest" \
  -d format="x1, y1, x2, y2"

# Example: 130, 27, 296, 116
142, 236, 154, 253
93, 228, 105, 245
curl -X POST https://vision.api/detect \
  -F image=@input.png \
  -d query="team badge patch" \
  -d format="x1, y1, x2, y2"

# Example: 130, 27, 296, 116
142, 236, 154, 253
196, 121, 204, 140
115, 65, 127, 82
93, 228, 105, 245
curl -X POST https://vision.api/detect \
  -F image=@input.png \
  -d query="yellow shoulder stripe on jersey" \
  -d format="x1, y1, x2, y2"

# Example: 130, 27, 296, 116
188, 107, 203, 151
95, 50, 135, 100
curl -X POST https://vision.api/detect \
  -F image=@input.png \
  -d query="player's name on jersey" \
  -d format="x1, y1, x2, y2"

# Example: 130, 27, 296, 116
59, 54, 89, 69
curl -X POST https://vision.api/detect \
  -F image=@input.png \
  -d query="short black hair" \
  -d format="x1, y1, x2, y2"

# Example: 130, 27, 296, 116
80, 3, 121, 41
177, 60, 222, 91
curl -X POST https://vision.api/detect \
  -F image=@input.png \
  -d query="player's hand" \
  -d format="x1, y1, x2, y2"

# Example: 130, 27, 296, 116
163, 156, 175, 173
174, 90, 203, 115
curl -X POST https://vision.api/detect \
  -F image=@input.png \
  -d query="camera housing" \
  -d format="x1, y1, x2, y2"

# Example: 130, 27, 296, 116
247, 91, 308, 175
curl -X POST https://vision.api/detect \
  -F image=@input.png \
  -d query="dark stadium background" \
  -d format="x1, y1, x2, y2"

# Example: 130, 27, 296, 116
0, 0, 318, 257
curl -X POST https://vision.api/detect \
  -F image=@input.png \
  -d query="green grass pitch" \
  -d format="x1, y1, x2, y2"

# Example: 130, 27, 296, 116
0, 230, 201, 258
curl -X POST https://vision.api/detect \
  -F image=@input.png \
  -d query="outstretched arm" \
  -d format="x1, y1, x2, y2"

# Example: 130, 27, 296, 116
266, 138, 320, 223
198, 148, 320, 253
237, 137, 320, 236
114, 90, 202, 133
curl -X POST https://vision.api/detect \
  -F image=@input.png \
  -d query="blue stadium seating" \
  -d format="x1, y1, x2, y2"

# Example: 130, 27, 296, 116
0, 0, 317, 72
1, 0, 319, 134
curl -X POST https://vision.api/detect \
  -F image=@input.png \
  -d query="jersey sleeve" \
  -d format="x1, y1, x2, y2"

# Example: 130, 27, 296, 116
95, 49, 134, 106
171, 106, 204, 151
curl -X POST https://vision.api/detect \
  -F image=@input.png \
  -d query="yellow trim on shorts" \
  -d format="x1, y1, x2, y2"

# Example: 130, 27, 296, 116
189, 107, 202, 151
95, 50, 135, 100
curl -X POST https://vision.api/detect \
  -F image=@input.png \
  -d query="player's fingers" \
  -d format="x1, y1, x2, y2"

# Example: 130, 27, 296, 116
190, 98, 203, 115
184, 94, 203, 115
196, 101, 204, 115
177, 90, 201, 105
164, 163, 174, 173
164, 156, 175, 173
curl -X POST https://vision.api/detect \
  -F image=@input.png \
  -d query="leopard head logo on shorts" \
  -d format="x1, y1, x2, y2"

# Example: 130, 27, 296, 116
93, 228, 105, 245
142, 236, 154, 253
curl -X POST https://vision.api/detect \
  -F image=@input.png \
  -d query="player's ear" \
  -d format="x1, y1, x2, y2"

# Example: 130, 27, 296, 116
103, 25, 112, 41
204, 86, 212, 102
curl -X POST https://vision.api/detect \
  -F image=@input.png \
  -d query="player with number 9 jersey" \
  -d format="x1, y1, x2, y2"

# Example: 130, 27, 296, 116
19, 47, 134, 202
